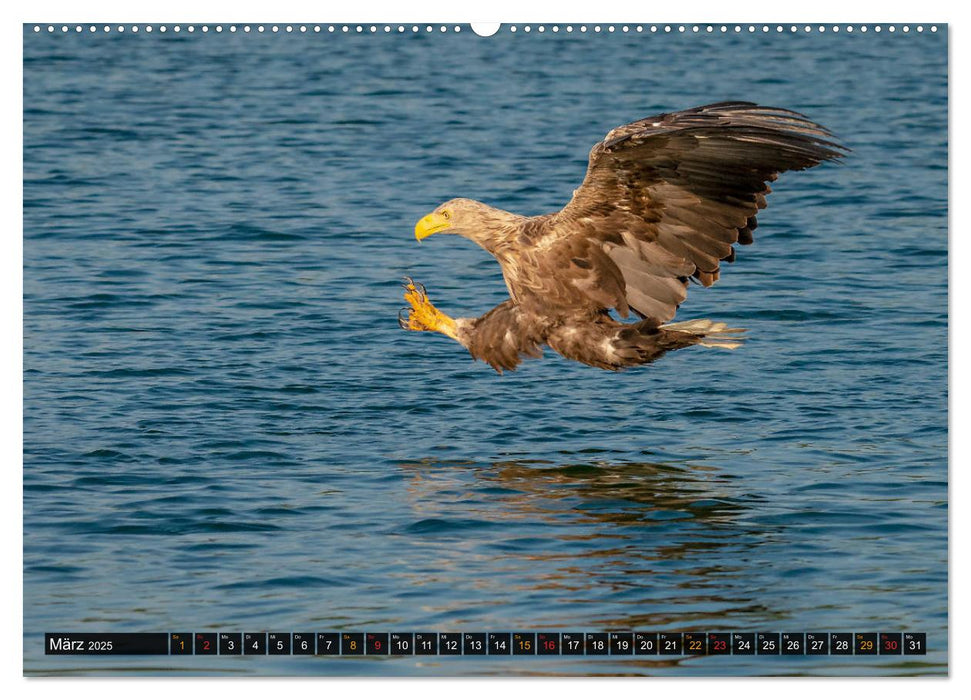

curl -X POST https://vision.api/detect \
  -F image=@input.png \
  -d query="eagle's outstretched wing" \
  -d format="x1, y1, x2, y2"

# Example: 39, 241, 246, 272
548, 102, 846, 323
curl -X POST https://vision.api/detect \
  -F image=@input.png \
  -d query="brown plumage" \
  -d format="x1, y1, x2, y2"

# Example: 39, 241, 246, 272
401, 102, 845, 372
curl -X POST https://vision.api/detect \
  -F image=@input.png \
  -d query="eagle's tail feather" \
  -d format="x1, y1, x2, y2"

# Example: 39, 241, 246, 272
660, 319, 747, 350
546, 317, 746, 370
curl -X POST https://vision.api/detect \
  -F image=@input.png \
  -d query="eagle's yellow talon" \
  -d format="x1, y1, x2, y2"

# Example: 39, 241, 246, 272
400, 280, 459, 339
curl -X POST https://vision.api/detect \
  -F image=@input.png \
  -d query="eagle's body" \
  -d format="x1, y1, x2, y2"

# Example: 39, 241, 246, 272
401, 102, 844, 372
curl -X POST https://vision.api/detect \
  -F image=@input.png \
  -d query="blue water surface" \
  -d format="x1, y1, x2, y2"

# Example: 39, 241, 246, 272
23, 24, 947, 676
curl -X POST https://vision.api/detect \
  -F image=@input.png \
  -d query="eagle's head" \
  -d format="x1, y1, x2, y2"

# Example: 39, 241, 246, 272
414, 198, 522, 252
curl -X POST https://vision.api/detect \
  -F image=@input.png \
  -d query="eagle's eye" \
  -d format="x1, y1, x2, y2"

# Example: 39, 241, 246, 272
442, 210, 450, 220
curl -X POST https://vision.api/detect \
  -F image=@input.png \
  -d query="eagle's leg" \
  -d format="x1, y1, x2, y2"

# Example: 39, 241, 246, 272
399, 278, 460, 341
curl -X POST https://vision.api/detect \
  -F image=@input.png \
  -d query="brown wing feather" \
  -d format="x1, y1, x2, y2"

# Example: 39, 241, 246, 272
548, 102, 846, 323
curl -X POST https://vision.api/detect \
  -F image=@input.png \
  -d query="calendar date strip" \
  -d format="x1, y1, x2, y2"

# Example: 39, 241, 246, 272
46, 632, 926, 656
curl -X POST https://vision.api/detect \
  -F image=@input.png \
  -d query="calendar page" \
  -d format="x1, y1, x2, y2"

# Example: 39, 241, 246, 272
22, 20, 947, 677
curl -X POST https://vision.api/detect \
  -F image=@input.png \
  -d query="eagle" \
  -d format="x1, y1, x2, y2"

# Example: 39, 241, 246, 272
400, 101, 844, 372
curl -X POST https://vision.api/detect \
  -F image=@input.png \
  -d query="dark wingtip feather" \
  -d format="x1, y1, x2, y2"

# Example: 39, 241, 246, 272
605, 102, 849, 163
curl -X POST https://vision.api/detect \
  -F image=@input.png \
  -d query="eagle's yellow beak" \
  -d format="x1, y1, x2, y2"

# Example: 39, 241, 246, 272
415, 212, 451, 241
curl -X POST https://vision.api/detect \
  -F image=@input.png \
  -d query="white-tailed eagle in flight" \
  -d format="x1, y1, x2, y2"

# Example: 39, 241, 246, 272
400, 102, 844, 372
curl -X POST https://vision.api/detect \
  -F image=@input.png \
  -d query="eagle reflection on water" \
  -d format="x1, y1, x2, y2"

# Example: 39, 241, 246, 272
395, 458, 772, 634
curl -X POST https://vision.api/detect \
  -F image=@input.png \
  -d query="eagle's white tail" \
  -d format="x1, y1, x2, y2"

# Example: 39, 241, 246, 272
660, 319, 747, 350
